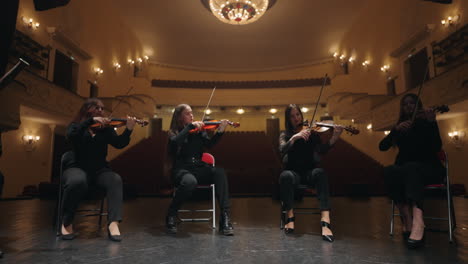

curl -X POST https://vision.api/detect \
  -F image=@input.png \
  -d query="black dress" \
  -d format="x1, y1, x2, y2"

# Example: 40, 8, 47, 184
279, 131, 331, 211
379, 118, 445, 209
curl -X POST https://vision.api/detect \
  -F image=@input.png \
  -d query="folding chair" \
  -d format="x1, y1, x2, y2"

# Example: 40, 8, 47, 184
280, 184, 321, 229
55, 151, 107, 236
177, 153, 216, 229
390, 150, 456, 242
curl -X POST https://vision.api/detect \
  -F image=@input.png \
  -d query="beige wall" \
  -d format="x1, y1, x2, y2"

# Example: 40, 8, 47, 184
0, 119, 54, 198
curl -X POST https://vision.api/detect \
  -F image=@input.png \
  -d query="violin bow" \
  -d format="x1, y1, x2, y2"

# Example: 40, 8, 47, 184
410, 57, 432, 123
310, 73, 328, 126
108, 86, 134, 119
201, 86, 216, 122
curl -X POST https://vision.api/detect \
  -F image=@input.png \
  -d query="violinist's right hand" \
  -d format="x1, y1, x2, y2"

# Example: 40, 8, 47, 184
192, 121, 205, 130
93, 117, 110, 127
395, 120, 412, 132
290, 129, 311, 143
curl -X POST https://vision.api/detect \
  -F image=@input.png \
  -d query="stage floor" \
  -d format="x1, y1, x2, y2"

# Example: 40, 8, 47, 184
0, 196, 466, 263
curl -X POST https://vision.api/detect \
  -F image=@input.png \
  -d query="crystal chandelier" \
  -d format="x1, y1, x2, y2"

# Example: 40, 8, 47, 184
208, 0, 270, 25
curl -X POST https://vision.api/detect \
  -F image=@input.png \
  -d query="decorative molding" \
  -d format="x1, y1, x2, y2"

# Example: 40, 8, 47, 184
49, 27, 93, 60
152, 77, 331, 89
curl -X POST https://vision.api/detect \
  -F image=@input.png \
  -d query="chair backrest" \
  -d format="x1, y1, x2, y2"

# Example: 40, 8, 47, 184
202, 153, 215, 167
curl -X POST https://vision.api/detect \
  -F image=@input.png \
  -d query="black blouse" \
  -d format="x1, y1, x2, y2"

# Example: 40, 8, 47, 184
66, 118, 132, 171
279, 131, 331, 171
168, 124, 224, 170
379, 118, 442, 166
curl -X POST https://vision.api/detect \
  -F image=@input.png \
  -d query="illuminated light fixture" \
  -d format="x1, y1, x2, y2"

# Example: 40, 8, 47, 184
236, 108, 245, 114
448, 130, 465, 148
384, 130, 390, 135
269, 108, 277, 114
301, 107, 309, 113
380, 64, 390, 72
367, 123, 372, 130
351, 119, 355, 123
22, 134, 40, 151
144, 55, 149, 60
362, 60, 370, 67
205, 109, 212, 115
348, 56, 355, 63
128, 59, 135, 65
339, 54, 346, 60
333, 52, 339, 58
441, 15, 460, 26
21, 16, 40, 30
113, 63, 121, 70
137, 57, 143, 63
208, 0, 271, 25
94, 67, 104, 75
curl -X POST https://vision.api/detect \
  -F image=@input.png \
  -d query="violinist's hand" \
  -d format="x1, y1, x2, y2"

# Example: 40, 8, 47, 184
192, 121, 205, 130
290, 129, 311, 143
218, 119, 229, 132
126, 116, 137, 130
424, 109, 436, 122
93, 117, 110, 127
395, 120, 412, 132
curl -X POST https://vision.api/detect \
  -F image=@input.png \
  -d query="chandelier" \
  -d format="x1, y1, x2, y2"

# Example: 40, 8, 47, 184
208, 0, 270, 25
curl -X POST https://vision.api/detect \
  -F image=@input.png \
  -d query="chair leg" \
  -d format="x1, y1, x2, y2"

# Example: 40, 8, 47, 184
56, 178, 63, 236
211, 184, 216, 229
390, 200, 395, 236
280, 202, 284, 230
98, 198, 105, 229
447, 188, 455, 243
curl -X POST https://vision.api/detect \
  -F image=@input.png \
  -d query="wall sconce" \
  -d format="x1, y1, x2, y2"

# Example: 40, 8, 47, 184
380, 64, 390, 73
236, 108, 245, 114
448, 130, 465, 148
301, 107, 309, 113
94, 67, 104, 75
127, 59, 135, 65
136, 57, 143, 63
333, 52, 339, 58
348, 56, 356, 63
144, 56, 149, 61
22, 16, 40, 30
22, 135, 40, 151
205, 109, 212, 115
362, 60, 370, 67
441, 15, 460, 27
351, 119, 355, 123
339, 54, 346, 60
269, 108, 278, 114
367, 123, 372, 130
113, 63, 121, 71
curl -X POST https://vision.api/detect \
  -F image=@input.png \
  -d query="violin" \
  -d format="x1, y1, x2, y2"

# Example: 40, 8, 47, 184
189, 120, 240, 134
414, 104, 449, 119
301, 120, 360, 135
90, 117, 149, 129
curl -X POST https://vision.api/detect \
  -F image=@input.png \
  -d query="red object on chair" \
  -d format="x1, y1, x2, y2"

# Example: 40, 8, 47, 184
202, 153, 215, 167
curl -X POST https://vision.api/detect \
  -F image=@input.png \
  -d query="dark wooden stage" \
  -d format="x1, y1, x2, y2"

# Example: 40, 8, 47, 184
0, 196, 466, 263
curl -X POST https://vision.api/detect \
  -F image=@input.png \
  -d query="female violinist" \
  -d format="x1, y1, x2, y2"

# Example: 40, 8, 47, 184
279, 104, 343, 242
379, 93, 445, 249
61, 98, 136, 242
166, 104, 234, 235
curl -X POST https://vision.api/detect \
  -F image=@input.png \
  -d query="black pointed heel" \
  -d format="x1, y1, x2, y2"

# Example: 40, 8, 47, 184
321, 221, 334, 242
107, 227, 122, 242
284, 217, 295, 234
61, 233, 77, 240
407, 231, 425, 249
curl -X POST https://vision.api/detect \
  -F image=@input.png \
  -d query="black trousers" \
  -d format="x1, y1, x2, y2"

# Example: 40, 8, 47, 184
384, 162, 445, 209
279, 168, 331, 211
61, 167, 123, 226
168, 165, 231, 216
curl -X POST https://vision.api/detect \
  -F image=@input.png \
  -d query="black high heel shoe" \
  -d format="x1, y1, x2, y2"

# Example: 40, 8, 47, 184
284, 217, 295, 234
107, 226, 122, 242
407, 231, 425, 249
61, 225, 77, 240
402, 231, 411, 240
321, 221, 334, 243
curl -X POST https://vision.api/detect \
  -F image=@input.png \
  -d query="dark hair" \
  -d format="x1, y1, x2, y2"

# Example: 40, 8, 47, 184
397, 93, 423, 123
72, 98, 103, 123
284, 104, 303, 135
169, 104, 190, 134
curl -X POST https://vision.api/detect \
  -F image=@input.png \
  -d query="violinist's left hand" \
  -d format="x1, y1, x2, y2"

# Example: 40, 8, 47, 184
217, 119, 229, 132
424, 109, 436, 122
126, 116, 137, 130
